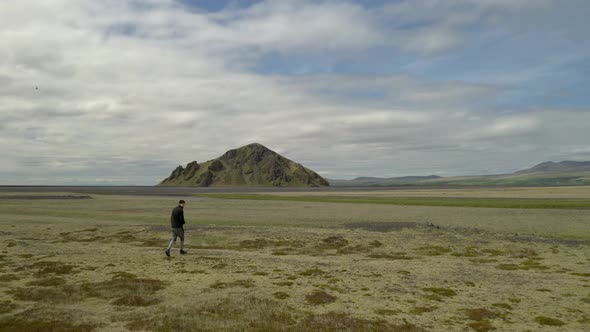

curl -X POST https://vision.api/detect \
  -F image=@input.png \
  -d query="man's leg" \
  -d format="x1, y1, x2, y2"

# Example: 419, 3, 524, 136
179, 228, 185, 253
166, 229, 177, 252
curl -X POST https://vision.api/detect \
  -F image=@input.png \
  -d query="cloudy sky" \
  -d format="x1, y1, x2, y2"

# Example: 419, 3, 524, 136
1, 0, 589, 185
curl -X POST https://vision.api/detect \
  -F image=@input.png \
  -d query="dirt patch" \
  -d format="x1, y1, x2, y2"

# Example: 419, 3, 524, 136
343, 221, 421, 232
0, 195, 92, 200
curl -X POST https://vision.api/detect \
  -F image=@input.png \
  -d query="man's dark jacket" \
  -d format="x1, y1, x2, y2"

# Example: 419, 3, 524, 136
170, 205, 185, 228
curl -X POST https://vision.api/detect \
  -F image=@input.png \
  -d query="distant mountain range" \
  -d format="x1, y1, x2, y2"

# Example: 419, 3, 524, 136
159, 143, 329, 187
329, 161, 590, 187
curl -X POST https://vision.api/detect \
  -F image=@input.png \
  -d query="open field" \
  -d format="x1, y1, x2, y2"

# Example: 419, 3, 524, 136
1, 187, 589, 331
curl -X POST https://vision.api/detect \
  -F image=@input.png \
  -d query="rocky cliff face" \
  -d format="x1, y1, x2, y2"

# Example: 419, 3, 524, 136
158, 143, 329, 187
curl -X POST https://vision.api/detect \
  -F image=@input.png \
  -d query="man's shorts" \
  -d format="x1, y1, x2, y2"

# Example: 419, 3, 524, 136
171, 227, 184, 241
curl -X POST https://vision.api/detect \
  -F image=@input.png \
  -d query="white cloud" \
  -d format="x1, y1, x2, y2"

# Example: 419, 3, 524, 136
0, 0, 588, 184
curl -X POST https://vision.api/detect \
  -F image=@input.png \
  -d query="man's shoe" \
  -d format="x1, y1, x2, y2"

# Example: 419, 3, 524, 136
165, 249, 170, 257
180, 250, 187, 255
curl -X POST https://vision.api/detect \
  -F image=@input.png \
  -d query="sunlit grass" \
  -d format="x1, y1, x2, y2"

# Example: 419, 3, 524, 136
198, 193, 590, 209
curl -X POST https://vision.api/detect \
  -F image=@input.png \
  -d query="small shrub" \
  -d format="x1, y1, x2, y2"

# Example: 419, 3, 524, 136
209, 279, 255, 289
300, 268, 327, 276
0, 274, 19, 282
481, 248, 505, 256
411, 306, 437, 315
415, 245, 451, 256
369, 240, 383, 247
0, 300, 17, 314
112, 294, 161, 306
467, 320, 495, 332
572, 272, 590, 277
510, 248, 537, 258
374, 308, 401, 316
368, 252, 414, 260
465, 308, 499, 321
305, 290, 337, 305
422, 287, 457, 297
273, 292, 290, 300
26, 277, 66, 287
319, 236, 349, 249
535, 316, 565, 326
492, 303, 512, 310
297, 312, 421, 331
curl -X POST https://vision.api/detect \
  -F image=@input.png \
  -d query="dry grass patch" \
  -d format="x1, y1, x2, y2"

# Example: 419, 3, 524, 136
8, 272, 168, 305
305, 290, 337, 305
0, 300, 17, 314
465, 308, 500, 321
239, 238, 305, 249
572, 272, 590, 277
368, 252, 415, 260
491, 303, 512, 310
451, 246, 480, 257
300, 267, 328, 277
496, 258, 549, 271
10, 284, 82, 303
319, 236, 349, 249
81, 273, 166, 300
374, 308, 402, 316
26, 277, 66, 287
14, 260, 79, 276
534, 316, 565, 326
338, 243, 373, 254
422, 287, 457, 297
0, 307, 101, 332
112, 294, 161, 306
415, 245, 452, 256
410, 306, 437, 315
467, 320, 495, 332
298, 312, 425, 331
463, 308, 500, 332
509, 248, 538, 258
273, 291, 290, 300
343, 221, 420, 232
120, 296, 298, 331
0, 273, 19, 282
209, 279, 255, 289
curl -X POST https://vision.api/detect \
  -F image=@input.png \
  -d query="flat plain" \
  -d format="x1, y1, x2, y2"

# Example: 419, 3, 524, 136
0, 186, 589, 331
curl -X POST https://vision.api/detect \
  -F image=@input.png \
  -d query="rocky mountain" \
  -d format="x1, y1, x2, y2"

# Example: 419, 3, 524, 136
158, 143, 329, 187
329, 160, 590, 187
515, 161, 590, 174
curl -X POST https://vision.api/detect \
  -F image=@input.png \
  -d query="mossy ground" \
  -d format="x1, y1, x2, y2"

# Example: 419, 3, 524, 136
1, 189, 589, 331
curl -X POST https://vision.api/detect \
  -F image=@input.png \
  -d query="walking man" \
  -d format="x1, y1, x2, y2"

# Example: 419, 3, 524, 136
165, 199, 187, 256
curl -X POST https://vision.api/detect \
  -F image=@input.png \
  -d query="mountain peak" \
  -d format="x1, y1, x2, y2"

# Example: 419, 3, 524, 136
159, 144, 328, 187
518, 160, 590, 173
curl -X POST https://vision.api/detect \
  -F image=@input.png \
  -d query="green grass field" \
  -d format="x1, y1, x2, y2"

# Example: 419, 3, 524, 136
1, 188, 589, 331
198, 193, 590, 209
